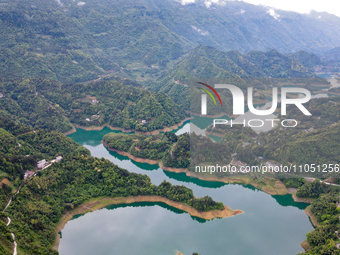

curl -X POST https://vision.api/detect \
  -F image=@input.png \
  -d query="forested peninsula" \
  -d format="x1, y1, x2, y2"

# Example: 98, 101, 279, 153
0, 115, 237, 254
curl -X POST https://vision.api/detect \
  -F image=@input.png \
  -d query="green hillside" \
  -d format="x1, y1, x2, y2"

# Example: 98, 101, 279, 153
147, 45, 323, 114
1, 0, 340, 84
288, 50, 322, 69
103, 132, 190, 168
258, 122, 340, 168
0, 0, 193, 83
0, 77, 187, 133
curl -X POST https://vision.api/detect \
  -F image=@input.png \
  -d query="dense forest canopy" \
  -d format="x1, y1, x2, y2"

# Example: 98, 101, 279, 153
0, 77, 187, 133
103, 132, 190, 168
147, 45, 329, 113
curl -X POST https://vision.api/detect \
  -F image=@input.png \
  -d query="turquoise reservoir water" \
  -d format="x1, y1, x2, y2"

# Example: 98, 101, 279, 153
60, 127, 314, 255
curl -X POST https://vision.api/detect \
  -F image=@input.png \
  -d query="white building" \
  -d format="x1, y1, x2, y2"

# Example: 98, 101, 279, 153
56, 156, 62, 162
24, 171, 34, 179
37, 159, 47, 169
0, 93, 3, 98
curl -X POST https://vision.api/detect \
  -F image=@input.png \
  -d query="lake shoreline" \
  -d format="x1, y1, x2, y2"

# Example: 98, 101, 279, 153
102, 142, 161, 165
304, 205, 319, 227
102, 142, 311, 198
67, 122, 317, 254
103, 143, 305, 199
300, 205, 319, 252
63, 127, 77, 136
63, 117, 193, 136
102, 143, 317, 252
53, 195, 243, 251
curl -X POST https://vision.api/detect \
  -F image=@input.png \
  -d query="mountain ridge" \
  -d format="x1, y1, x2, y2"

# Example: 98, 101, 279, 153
1, 0, 340, 83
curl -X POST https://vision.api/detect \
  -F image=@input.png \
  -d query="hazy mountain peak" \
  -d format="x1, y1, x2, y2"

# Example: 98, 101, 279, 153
322, 47, 340, 63
288, 50, 322, 68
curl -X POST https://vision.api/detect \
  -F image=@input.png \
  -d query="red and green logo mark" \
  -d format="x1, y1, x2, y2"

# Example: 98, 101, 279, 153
197, 82, 222, 106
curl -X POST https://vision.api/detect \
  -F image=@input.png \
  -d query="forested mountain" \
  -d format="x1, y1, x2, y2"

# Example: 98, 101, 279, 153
287, 47, 340, 73
0, 77, 187, 133
0, 0, 192, 83
0, 79, 73, 133
147, 44, 323, 113
197, 97, 340, 172
321, 47, 340, 67
262, 122, 340, 167
288, 51, 322, 69
1, 0, 340, 83
169, 45, 315, 81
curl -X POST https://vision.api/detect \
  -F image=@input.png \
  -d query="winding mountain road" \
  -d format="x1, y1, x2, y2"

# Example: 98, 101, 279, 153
2, 185, 21, 255
304, 177, 340, 187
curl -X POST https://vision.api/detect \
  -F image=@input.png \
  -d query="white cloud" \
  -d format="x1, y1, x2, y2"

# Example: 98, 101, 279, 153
267, 9, 280, 20
178, 0, 220, 7
177, 0, 195, 5
174, 0, 340, 17
54, 0, 64, 6
77, 1, 85, 6
205, 1, 212, 8
236, 9, 245, 14
241, 0, 340, 17
191, 25, 210, 36
204, 0, 221, 8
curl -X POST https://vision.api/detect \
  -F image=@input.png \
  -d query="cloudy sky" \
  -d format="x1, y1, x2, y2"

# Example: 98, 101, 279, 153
179, 0, 340, 17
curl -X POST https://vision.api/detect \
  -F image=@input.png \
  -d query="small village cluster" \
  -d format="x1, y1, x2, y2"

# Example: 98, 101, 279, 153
23, 156, 63, 179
